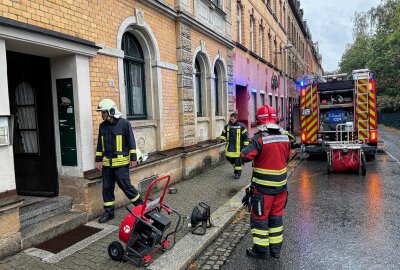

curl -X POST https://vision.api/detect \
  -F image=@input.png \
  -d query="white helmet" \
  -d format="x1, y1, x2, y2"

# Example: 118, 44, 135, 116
97, 99, 122, 118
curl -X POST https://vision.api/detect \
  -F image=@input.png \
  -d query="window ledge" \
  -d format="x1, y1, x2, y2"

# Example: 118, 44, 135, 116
197, 117, 209, 123
130, 119, 157, 128
215, 116, 225, 121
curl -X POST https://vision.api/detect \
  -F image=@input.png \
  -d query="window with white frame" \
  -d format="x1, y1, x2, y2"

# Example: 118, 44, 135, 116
259, 27, 264, 58
237, 4, 242, 43
195, 59, 202, 116
213, 65, 220, 116
122, 32, 147, 120
268, 33, 271, 62
260, 92, 265, 106
251, 90, 257, 123
250, 16, 254, 51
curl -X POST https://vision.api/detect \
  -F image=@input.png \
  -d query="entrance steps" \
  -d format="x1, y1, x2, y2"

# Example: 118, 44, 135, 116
19, 196, 87, 249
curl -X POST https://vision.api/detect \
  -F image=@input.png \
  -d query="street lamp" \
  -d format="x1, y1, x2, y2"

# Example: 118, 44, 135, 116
283, 43, 293, 131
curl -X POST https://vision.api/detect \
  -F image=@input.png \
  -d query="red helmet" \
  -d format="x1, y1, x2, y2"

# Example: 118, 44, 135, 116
256, 105, 280, 129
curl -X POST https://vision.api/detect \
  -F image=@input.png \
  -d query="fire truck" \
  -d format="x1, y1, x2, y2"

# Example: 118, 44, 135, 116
299, 69, 378, 155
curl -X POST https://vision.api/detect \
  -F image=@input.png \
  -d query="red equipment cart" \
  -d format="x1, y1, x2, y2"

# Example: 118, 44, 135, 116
108, 175, 182, 267
326, 123, 366, 176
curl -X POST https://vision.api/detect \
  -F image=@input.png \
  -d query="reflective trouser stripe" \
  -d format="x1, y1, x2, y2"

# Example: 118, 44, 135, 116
269, 226, 283, 233
104, 201, 114, 207
253, 237, 269, 246
131, 193, 141, 203
251, 228, 269, 236
269, 235, 283, 244
234, 166, 242, 171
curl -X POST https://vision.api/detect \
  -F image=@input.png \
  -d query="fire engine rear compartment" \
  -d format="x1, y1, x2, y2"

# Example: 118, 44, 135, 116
318, 80, 355, 141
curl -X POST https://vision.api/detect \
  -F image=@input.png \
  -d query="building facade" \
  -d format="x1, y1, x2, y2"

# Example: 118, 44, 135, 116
231, 0, 322, 137
0, 0, 234, 256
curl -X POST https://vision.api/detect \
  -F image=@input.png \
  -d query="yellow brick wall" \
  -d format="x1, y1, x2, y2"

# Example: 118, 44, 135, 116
89, 54, 120, 143
161, 68, 180, 149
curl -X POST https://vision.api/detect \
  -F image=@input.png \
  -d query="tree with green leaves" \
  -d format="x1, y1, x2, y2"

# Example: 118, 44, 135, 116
339, 0, 400, 112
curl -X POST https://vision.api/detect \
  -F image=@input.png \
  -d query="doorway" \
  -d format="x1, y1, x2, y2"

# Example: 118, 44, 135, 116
7, 51, 58, 197
235, 85, 249, 128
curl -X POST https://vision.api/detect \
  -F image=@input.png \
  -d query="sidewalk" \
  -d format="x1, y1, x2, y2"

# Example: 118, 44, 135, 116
1, 161, 252, 270
1, 151, 300, 270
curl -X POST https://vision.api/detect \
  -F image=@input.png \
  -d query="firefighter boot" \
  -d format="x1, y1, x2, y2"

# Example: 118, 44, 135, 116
246, 248, 268, 260
98, 212, 114, 223
234, 170, 241, 179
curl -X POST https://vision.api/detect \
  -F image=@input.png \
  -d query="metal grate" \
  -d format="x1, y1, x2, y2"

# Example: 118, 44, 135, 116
219, 151, 226, 162
203, 156, 212, 170
139, 175, 158, 194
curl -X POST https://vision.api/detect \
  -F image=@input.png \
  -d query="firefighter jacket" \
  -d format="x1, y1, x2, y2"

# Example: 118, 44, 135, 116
95, 118, 137, 168
220, 121, 249, 158
240, 130, 290, 195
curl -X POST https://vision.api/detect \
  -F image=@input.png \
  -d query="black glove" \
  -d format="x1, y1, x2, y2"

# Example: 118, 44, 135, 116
242, 186, 252, 211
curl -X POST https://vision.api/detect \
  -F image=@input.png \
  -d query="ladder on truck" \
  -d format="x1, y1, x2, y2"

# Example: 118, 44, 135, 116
353, 69, 370, 142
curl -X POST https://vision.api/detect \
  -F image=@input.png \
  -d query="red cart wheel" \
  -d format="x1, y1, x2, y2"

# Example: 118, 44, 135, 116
108, 241, 124, 261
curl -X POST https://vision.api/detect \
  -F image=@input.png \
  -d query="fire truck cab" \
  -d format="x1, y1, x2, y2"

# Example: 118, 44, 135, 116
300, 69, 378, 155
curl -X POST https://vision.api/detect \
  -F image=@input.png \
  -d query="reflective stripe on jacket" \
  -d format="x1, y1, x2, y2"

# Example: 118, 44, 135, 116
220, 121, 249, 158
240, 130, 290, 194
95, 118, 137, 168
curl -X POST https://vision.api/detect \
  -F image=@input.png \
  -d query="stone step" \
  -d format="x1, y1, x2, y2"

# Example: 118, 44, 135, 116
19, 196, 73, 229
21, 210, 88, 249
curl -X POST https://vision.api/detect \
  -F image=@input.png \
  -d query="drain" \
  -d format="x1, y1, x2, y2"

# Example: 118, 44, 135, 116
35, 225, 101, 254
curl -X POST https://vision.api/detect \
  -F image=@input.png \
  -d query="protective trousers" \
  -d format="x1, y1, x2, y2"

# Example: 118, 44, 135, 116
102, 166, 142, 214
226, 157, 242, 175
250, 190, 287, 256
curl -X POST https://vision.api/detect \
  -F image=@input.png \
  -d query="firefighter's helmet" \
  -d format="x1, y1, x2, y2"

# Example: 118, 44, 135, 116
256, 105, 280, 130
97, 99, 122, 118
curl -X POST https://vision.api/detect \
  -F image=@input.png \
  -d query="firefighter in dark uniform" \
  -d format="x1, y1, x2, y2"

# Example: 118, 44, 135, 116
241, 105, 291, 259
220, 113, 249, 179
95, 99, 143, 223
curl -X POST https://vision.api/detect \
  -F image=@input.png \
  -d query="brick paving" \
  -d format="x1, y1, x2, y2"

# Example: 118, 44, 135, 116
189, 209, 250, 270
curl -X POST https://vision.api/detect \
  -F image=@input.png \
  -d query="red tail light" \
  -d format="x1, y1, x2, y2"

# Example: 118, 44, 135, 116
370, 130, 378, 142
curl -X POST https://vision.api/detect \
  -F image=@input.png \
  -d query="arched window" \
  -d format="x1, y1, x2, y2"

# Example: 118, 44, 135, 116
237, 4, 242, 43
214, 66, 220, 116
195, 59, 202, 116
122, 32, 146, 119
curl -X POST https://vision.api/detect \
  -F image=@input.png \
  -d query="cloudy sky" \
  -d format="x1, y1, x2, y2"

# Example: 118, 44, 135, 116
300, 0, 381, 72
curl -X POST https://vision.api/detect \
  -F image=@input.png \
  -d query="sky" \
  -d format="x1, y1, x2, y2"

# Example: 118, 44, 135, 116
300, 0, 381, 72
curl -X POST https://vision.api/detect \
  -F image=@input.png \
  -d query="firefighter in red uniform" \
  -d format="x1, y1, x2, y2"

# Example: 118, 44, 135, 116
95, 99, 143, 223
220, 113, 249, 179
241, 105, 291, 259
